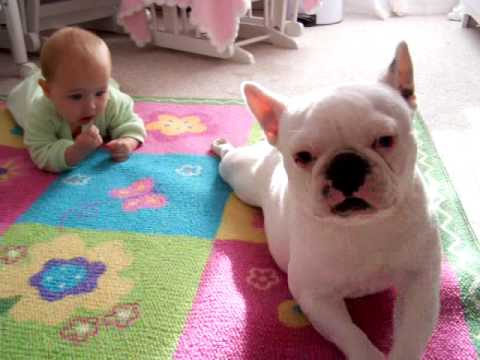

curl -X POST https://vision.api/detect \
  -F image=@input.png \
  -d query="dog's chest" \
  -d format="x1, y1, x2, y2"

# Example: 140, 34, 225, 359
301, 253, 394, 298
288, 227, 402, 298
340, 264, 393, 298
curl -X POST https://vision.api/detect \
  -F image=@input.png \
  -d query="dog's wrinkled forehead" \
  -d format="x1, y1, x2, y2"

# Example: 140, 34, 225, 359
285, 83, 413, 148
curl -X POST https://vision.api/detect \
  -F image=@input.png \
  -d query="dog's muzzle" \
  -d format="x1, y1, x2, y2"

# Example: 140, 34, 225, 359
324, 152, 373, 216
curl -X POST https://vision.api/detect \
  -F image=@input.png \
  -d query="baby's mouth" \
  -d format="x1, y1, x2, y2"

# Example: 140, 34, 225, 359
79, 116, 94, 125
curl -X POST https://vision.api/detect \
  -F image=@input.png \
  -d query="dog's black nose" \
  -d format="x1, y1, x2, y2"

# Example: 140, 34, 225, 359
325, 152, 371, 196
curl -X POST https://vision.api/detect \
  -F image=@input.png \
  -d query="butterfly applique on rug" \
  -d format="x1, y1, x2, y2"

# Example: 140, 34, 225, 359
109, 178, 167, 212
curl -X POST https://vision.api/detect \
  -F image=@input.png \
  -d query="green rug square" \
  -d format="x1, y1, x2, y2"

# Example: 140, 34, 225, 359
0, 224, 212, 359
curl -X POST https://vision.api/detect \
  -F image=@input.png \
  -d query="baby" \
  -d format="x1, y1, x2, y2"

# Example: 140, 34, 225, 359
7, 27, 146, 172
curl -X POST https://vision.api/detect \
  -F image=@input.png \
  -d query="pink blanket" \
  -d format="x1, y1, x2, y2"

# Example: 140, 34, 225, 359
118, 0, 323, 51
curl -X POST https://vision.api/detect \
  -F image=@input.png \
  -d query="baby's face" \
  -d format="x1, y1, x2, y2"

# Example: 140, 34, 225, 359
43, 57, 111, 130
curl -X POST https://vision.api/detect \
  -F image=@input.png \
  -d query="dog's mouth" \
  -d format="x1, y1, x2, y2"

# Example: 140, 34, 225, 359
332, 197, 373, 217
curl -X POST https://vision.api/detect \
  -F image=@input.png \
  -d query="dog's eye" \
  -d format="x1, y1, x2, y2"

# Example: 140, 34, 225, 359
294, 151, 314, 166
373, 136, 395, 150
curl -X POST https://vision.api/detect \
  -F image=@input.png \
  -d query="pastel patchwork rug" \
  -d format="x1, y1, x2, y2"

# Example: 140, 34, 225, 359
0, 96, 479, 359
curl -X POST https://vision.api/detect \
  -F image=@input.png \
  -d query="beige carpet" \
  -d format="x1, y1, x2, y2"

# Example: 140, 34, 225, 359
1, 14, 480, 238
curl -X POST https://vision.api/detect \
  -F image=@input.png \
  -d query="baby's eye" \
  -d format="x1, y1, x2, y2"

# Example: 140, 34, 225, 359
95, 90, 106, 97
69, 94, 82, 101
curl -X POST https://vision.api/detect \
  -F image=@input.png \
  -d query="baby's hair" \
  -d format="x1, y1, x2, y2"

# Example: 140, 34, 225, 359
40, 27, 111, 81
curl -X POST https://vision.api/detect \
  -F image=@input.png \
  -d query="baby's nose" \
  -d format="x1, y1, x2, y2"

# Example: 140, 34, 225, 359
86, 97, 96, 110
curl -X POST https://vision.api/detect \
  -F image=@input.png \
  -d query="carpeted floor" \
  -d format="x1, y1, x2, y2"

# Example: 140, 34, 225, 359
0, 97, 479, 359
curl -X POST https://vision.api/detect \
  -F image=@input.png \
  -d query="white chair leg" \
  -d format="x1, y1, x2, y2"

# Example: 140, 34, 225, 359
267, 28, 299, 49
230, 46, 255, 64
284, 0, 304, 37
3, 0, 35, 77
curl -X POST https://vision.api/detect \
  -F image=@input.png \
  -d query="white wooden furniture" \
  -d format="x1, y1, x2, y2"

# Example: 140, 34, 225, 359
462, 0, 480, 27
0, 0, 120, 52
0, 0, 120, 76
2, 0, 308, 75
148, 0, 304, 64
0, 0, 35, 76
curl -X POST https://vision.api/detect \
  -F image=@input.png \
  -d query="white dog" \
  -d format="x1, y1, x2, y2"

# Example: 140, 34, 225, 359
212, 42, 441, 360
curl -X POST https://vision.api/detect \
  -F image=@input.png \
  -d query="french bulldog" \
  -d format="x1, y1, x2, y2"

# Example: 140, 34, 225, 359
211, 42, 441, 360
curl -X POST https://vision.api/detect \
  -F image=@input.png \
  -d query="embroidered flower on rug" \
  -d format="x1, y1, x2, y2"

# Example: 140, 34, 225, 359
60, 316, 100, 344
278, 299, 310, 329
110, 178, 168, 212
62, 175, 92, 186
246, 267, 280, 290
0, 235, 134, 325
104, 303, 141, 329
175, 164, 203, 177
30, 257, 106, 302
146, 114, 207, 136
0, 245, 27, 265
0, 158, 22, 183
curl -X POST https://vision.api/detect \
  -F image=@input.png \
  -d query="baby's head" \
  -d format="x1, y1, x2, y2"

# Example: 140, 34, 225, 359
38, 27, 112, 129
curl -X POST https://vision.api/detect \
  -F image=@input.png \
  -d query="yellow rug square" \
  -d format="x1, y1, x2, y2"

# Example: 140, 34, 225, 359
0, 106, 25, 149
216, 194, 266, 243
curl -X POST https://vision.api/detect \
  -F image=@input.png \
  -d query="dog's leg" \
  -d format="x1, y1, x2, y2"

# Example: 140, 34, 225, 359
296, 295, 385, 360
211, 138, 266, 207
389, 269, 440, 360
211, 138, 234, 158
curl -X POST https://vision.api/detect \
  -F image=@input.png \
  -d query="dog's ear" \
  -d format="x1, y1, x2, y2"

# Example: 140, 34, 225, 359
381, 41, 417, 109
242, 82, 286, 145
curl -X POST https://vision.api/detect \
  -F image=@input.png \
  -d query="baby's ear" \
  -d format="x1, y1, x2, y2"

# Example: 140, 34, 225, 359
380, 41, 416, 109
242, 82, 286, 145
38, 78, 51, 98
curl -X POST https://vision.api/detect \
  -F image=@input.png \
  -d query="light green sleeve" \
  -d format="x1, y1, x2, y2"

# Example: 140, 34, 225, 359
6, 68, 43, 129
105, 87, 146, 143
8, 68, 73, 173
23, 105, 74, 173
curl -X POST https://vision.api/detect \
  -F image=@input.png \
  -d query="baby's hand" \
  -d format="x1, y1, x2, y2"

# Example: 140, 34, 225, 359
75, 125, 103, 153
65, 125, 103, 167
105, 137, 140, 162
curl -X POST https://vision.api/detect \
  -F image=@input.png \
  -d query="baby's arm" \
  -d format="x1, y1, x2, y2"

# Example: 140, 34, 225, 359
105, 137, 139, 162
65, 125, 103, 166
104, 88, 146, 161
24, 116, 102, 172
23, 115, 72, 172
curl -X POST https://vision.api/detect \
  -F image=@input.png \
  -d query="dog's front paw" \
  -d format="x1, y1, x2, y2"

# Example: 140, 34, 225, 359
211, 138, 234, 158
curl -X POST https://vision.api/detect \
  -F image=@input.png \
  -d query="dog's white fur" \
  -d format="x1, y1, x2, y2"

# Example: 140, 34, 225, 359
211, 42, 441, 359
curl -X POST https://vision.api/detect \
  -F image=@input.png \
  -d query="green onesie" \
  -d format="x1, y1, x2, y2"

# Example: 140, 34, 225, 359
7, 70, 146, 172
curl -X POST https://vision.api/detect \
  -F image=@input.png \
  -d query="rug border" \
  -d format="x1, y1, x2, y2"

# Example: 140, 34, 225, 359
0, 94, 245, 105
132, 96, 244, 105
415, 112, 480, 251
415, 112, 480, 352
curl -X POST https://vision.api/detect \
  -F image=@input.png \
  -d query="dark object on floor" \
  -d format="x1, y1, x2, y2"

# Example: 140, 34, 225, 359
297, 13, 318, 27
